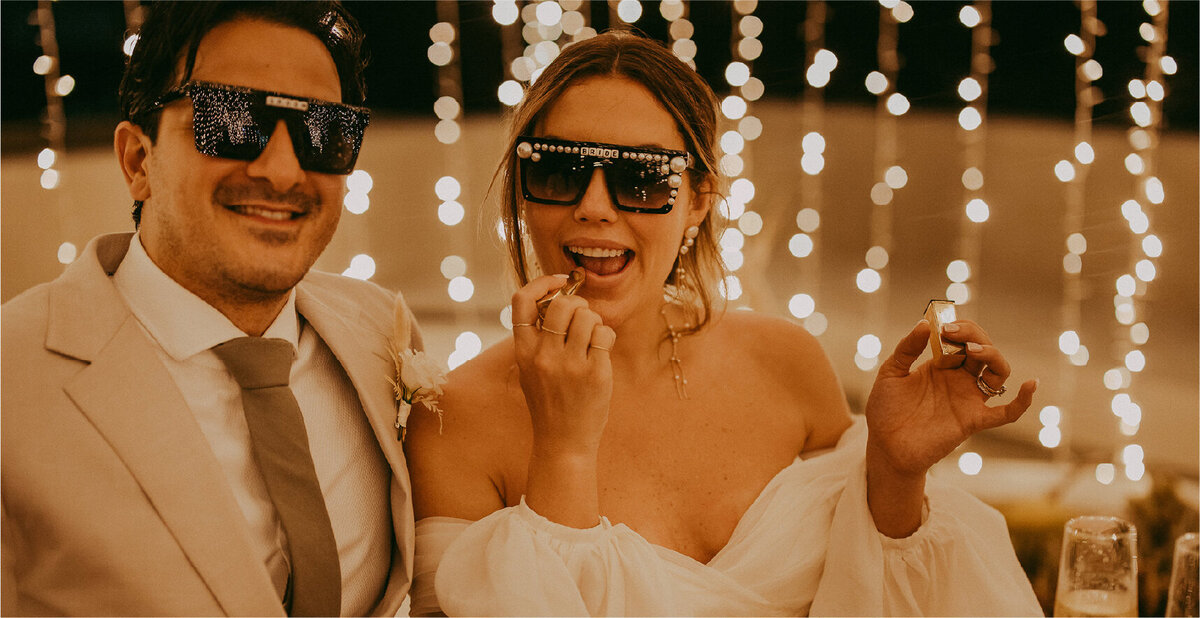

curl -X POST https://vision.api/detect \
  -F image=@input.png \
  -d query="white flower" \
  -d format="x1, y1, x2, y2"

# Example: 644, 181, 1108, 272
389, 346, 448, 440
397, 349, 446, 402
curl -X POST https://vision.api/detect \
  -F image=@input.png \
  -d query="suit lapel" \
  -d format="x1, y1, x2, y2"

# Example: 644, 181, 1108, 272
52, 234, 283, 617
296, 285, 414, 614
294, 287, 406, 477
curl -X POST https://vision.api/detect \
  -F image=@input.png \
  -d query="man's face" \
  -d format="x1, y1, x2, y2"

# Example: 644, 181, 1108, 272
138, 18, 347, 310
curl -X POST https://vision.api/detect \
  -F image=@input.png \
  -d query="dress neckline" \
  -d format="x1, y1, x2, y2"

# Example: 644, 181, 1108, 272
416, 418, 865, 569
623, 419, 863, 566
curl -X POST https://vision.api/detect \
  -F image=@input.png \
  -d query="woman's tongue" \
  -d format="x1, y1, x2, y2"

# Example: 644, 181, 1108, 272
574, 252, 631, 276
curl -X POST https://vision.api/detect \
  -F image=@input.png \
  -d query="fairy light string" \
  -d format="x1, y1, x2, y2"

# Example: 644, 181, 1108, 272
1047, 0, 1102, 459
32, 1, 79, 267
786, 0, 830, 338
946, 0, 996, 478
950, 0, 992, 309
854, 0, 912, 379
715, 0, 762, 308
951, 0, 994, 474
426, 2, 485, 370
1106, 0, 1172, 484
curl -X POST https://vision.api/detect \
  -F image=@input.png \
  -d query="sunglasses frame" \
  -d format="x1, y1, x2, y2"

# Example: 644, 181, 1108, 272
148, 80, 370, 175
515, 135, 692, 214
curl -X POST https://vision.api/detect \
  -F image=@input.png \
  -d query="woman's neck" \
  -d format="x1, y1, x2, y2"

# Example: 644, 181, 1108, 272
605, 299, 693, 379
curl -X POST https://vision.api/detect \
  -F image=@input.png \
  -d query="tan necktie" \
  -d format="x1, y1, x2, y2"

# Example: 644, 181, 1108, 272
213, 337, 341, 617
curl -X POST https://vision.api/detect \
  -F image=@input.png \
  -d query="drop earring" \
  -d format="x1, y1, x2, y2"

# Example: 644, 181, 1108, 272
674, 225, 700, 284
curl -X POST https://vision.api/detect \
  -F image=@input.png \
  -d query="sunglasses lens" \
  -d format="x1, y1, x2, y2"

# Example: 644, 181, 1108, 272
189, 86, 269, 161
187, 84, 367, 174
291, 103, 368, 174
521, 151, 591, 203
515, 137, 684, 213
608, 160, 673, 212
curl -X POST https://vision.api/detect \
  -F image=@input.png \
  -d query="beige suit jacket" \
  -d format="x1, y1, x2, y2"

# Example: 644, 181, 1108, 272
1, 233, 419, 616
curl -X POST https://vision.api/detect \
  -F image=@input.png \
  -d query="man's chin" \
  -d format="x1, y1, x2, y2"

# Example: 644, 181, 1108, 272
220, 263, 312, 302
243, 271, 309, 296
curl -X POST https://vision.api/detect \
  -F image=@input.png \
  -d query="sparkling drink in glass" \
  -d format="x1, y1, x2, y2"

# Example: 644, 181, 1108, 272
1053, 516, 1138, 617
1166, 532, 1199, 617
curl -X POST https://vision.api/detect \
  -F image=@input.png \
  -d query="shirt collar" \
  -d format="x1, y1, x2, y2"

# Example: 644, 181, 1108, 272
112, 233, 300, 361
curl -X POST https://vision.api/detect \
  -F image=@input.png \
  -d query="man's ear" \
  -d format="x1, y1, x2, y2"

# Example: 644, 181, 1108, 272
114, 120, 152, 201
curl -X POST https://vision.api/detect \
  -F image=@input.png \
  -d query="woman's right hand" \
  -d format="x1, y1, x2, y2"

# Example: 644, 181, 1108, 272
512, 274, 617, 460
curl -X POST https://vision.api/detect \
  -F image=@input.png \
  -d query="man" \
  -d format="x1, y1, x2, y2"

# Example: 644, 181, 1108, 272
1, 3, 419, 615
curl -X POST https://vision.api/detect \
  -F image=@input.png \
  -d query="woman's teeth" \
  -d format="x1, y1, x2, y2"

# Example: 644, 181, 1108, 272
567, 246, 627, 258
565, 246, 632, 276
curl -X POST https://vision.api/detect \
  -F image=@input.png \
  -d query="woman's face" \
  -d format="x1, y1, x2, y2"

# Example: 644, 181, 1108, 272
523, 75, 709, 327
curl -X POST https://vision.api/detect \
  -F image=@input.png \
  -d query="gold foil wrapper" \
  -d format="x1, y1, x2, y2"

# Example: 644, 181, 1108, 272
925, 299, 966, 369
536, 268, 586, 321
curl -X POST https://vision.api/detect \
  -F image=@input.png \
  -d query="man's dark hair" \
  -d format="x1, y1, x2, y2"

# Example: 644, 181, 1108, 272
120, 1, 367, 226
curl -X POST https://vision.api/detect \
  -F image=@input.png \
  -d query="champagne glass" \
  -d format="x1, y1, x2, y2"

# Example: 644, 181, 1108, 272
1054, 516, 1139, 617
1166, 532, 1199, 617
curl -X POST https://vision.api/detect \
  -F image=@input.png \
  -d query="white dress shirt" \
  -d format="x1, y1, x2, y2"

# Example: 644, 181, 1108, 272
112, 234, 391, 615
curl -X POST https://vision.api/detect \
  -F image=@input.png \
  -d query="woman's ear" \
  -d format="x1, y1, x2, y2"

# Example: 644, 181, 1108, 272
687, 176, 715, 228
113, 120, 152, 201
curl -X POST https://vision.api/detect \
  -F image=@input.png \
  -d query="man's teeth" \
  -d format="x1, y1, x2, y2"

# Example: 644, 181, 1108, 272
236, 205, 293, 221
567, 246, 627, 258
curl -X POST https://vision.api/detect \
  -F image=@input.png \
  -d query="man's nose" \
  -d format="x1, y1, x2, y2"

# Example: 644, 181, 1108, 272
245, 119, 305, 191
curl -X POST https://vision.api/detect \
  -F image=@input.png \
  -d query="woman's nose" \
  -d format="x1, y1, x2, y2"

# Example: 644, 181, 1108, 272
574, 166, 619, 223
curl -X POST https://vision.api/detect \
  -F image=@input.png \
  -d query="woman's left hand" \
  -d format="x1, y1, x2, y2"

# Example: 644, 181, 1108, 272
865, 319, 1038, 479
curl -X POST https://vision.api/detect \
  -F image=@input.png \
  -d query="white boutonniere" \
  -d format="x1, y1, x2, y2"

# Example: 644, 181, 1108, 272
388, 347, 447, 441
388, 297, 446, 441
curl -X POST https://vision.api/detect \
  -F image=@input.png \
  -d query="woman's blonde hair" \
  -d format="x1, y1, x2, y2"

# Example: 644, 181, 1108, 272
495, 30, 726, 334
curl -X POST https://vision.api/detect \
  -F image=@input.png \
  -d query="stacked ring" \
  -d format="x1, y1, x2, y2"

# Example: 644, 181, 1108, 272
976, 373, 1007, 398
589, 344, 611, 352
512, 323, 537, 328
541, 327, 568, 336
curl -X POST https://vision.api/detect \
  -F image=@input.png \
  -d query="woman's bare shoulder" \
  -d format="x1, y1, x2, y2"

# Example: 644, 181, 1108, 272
707, 310, 852, 449
404, 337, 529, 519
708, 310, 828, 368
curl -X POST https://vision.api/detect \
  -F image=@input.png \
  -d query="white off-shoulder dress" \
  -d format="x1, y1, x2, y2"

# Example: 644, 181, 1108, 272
410, 418, 1043, 616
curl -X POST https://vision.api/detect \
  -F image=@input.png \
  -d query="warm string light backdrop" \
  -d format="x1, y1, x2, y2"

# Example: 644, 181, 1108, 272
11, 1, 1194, 489
1043, 0, 1175, 485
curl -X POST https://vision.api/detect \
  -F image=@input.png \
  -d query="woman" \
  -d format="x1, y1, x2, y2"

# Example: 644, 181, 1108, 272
405, 31, 1042, 616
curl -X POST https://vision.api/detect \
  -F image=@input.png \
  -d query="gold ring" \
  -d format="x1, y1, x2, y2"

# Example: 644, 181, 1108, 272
512, 323, 537, 328
589, 344, 611, 352
976, 373, 1007, 398
541, 327, 568, 336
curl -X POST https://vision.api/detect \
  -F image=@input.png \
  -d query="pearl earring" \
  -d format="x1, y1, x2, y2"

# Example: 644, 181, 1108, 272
675, 225, 700, 283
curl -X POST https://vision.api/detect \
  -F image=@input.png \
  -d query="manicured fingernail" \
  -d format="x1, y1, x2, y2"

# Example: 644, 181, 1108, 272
967, 342, 982, 352
552, 273, 569, 279
943, 323, 960, 333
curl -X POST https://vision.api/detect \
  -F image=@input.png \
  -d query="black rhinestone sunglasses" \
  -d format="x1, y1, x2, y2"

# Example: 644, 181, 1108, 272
148, 80, 369, 175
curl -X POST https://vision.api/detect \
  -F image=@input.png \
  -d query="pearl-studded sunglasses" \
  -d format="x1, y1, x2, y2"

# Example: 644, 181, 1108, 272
515, 135, 691, 214
149, 81, 370, 175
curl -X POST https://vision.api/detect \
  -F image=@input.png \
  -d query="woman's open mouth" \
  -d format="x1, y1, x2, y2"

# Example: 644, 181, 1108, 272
565, 245, 633, 276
